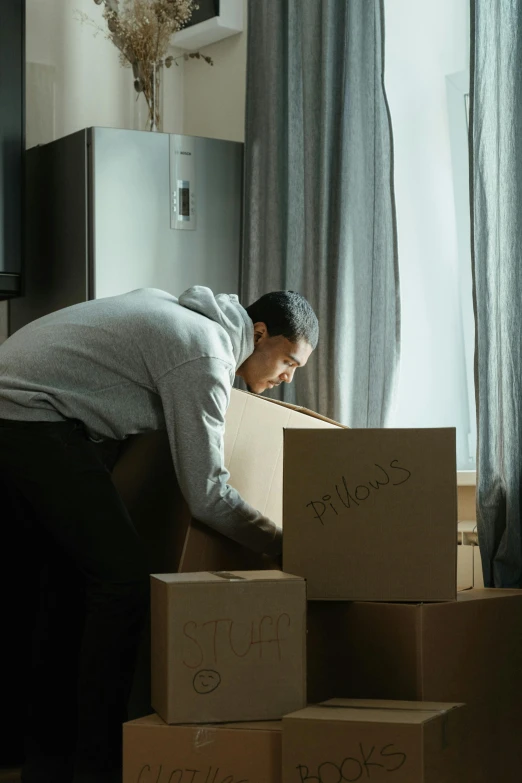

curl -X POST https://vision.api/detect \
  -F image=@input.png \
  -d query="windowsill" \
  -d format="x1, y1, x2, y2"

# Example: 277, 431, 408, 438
457, 470, 476, 487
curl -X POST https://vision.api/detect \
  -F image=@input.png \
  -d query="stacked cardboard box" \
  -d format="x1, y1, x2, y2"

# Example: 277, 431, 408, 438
115, 390, 522, 782
123, 715, 282, 782
283, 426, 458, 601
287, 428, 522, 783
279, 420, 468, 781
307, 589, 522, 783
150, 570, 307, 724
283, 699, 466, 782
116, 390, 339, 782
124, 569, 306, 782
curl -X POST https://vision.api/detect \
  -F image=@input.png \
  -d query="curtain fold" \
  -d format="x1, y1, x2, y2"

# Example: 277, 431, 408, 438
242, 0, 400, 427
472, 0, 522, 587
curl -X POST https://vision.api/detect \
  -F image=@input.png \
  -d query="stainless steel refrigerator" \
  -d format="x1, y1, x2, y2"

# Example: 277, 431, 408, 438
10, 127, 243, 332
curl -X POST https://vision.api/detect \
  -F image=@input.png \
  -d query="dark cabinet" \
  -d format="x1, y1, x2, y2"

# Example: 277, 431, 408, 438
0, 0, 25, 299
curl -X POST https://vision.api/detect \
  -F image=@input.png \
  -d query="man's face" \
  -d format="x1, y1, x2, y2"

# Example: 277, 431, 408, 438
237, 322, 313, 394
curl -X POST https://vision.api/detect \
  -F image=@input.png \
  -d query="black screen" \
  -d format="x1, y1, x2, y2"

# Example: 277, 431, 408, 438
179, 187, 190, 217
182, 0, 220, 29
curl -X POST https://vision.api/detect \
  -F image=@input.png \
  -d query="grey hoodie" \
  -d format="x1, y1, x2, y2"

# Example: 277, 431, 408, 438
0, 287, 281, 556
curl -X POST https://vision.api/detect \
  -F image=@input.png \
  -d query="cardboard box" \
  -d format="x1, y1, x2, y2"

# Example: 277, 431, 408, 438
457, 545, 484, 589
283, 428, 457, 601
282, 699, 465, 783
307, 589, 522, 782
111, 389, 341, 575
151, 570, 306, 724
123, 713, 282, 783
474, 545, 484, 587
457, 544, 473, 588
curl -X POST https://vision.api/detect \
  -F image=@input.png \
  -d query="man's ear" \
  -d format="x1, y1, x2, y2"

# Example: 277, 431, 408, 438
252, 322, 269, 345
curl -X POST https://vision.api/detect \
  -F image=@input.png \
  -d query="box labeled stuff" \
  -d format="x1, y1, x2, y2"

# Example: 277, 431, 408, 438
151, 570, 306, 724
283, 699, 465, 783
123, 713, 282, 783
283, 428, 457, 601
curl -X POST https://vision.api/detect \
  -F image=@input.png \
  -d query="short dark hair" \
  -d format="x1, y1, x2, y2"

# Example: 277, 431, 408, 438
245, 291, 319, 349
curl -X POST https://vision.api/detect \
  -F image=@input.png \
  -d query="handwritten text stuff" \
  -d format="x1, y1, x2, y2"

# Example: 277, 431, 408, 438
181, 613, 291, 694
305, 460, 412, 525
294, 742, 407, 782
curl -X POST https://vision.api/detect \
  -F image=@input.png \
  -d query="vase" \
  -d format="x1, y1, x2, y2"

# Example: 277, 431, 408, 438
133, 60, 164, 132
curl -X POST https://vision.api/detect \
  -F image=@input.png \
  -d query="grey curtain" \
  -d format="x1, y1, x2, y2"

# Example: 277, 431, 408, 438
472, 0, 522, 587
242, 0, 400, 427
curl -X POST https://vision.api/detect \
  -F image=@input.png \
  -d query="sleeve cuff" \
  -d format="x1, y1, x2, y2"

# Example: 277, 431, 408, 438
262, 525, 282, 557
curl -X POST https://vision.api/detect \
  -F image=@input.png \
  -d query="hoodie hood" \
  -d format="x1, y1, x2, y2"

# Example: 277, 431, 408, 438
178, 286, 254, 370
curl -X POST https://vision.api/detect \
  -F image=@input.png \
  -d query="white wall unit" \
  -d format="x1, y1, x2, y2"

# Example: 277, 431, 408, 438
172, 0, 243, 51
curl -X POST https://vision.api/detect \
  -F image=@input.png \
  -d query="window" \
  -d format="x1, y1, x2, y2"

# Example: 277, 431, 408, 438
384, 0, 475, 472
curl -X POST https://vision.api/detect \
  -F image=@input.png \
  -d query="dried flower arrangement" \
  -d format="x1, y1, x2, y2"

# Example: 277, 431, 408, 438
76, 0, 214, 130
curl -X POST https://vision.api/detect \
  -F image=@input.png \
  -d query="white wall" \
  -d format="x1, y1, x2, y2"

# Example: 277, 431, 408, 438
183, 0, 247, 142
384, 0, 473, 469
26, 0, 134, 145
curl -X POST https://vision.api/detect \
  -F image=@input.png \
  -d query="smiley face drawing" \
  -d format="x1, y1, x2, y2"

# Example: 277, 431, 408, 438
193, 669, 221, 695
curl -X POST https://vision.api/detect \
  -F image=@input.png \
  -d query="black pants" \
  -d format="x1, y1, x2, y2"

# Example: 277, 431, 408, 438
0, 418, 149, 783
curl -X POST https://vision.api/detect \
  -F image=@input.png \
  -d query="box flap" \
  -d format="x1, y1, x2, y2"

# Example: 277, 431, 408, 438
285, 699, 463, 725
323, 698, 464, 712
224, 389, 342, 528
151, 570, 304, 585
124, 714, 282, 732
456, 587, 522, 602
217, 720, 282, 732
238, 389, 345, 427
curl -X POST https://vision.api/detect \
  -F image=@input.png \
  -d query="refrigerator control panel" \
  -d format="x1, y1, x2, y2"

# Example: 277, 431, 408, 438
170, 135, 196, 230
